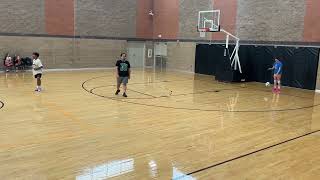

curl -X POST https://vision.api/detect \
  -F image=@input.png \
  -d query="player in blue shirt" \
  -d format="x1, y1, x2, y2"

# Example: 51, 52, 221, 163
268, 58, 283, 93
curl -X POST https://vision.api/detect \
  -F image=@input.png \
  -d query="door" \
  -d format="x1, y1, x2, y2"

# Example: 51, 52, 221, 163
153, 42, 168, 69
128, 42, 145, 68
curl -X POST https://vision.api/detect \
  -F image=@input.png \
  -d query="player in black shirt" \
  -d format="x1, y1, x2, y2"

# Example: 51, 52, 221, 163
115, 53, 131, 97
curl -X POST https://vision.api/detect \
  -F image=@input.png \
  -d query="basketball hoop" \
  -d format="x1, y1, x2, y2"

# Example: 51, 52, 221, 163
199, 27, 210, 32
198, 10, 220, 38
199, 28, 209, 38
198, 10, 242, 73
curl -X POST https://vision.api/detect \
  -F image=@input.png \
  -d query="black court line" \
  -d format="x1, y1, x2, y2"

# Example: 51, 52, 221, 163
85, 86, 320, 113
248, 87, 316, 100
0, 101, 4, 110
127, 89, 158, 98
90, 80, 174, 90
90, 86, 169, 100
105, 96, 319, 112
82, 75, 107, 85
90, 88, 238, 99
173, 130, 320, 180
84, 74, 241, 100
90, 85, 239, 100
84, 75, 192, 88
82, 76, 320, 113
87, 78, 193, 93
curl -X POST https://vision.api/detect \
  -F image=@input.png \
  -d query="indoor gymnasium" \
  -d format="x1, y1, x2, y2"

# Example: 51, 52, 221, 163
0, 0, 320, 179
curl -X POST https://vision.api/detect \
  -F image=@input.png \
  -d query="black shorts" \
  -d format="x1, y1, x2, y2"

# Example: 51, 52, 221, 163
34, 74, 42, 79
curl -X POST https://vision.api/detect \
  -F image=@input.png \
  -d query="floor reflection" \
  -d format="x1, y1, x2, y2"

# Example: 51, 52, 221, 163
77, 158, 134, 180
148, 160, 158, 178
172, 167, 196, 180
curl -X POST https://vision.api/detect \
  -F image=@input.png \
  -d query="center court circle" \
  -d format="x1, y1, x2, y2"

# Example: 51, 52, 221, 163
0, 101, 4, 110
82, 76, 320, 113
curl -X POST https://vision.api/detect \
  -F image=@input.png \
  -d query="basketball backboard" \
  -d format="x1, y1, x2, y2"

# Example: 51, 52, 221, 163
197, 10, 242, 73
198, 10, 220, 32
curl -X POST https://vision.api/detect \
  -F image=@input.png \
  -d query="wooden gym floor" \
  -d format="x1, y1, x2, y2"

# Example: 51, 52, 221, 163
0, 69, 319, 180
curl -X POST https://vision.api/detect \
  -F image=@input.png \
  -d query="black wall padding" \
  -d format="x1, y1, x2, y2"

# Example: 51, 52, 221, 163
195, 44, 320, 90
215, 47, 237, 82
195, 44, 218, 75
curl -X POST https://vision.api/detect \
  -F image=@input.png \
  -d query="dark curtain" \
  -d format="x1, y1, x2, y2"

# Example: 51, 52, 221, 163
195, 44, 320, 90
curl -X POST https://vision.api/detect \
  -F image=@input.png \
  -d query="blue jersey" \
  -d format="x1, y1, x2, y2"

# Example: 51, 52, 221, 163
274, 61, 283, 75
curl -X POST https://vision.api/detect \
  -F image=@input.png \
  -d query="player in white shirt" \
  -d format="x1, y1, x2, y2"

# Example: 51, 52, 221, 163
32, 52, 43, 92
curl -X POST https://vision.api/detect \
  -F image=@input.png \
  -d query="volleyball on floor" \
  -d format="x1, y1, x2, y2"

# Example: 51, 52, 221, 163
265, 82, 270, 87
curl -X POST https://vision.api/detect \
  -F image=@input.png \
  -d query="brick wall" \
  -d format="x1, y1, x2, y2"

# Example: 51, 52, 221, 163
212, 0, 237, 40
0, 36, 126, 69
45, 0, 74, 36
179, 0, 212, 39
0, 0, 45, 34
176, 0, 320, 43
236, 0, 305, 42
1, 0, 320, 71
0, 0, 318, 43
303, 0, 320, 42
153, 0, 179, 39
136, 0, 153, 39
76, 0, 137, 37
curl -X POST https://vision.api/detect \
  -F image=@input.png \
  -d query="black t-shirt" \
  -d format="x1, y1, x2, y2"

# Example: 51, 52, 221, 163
116, 60, 131, 77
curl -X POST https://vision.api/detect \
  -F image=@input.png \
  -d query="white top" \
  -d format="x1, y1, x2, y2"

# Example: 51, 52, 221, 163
32, 58, 43, 75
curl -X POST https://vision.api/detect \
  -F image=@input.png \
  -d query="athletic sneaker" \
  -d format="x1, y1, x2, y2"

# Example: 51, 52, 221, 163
123, 93, 127, 97
35, 87, 42, 92
115, 90, 120, 95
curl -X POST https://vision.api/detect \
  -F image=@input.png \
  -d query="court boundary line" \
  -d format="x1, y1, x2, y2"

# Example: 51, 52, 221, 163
246, 87, 316, 100
173, 129, 320, 179
80, 75, 320, 177
82, 76, 320, 113
0, 101, 4, 110
90, 84, 312, 101
83, 74, 317, 98
89, 79, 175, 90
90, 85, 239, 100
